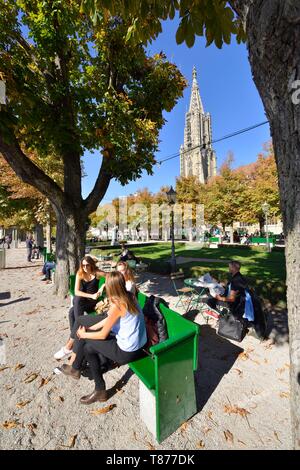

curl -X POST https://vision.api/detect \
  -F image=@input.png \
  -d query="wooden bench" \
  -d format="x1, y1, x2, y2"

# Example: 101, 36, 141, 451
129, 291, 200, 443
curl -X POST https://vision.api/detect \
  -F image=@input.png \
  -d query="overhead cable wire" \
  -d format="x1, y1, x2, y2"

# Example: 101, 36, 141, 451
155, 120, 269, 165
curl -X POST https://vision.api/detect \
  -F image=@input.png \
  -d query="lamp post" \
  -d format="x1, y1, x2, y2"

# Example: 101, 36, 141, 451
166, 186, 177, 273
262, 201, 271, 253
104, 223, 109, 242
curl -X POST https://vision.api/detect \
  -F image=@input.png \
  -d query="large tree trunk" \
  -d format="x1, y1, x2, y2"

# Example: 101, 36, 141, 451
54, 206, 87, 298
46, 218, 52, 253
244, 0, 300, 449
35, 223, 44, 249
258, 215, 264, 235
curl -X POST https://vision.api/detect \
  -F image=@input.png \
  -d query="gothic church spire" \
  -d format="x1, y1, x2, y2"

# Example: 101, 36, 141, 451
189, 65, 204, 114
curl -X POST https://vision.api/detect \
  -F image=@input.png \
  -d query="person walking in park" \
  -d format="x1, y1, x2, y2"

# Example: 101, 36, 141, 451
5, 234, 11, 249
26, 235, 34, 262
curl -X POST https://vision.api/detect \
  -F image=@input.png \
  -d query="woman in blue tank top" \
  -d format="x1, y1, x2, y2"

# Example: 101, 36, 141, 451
61, 271, 147, 405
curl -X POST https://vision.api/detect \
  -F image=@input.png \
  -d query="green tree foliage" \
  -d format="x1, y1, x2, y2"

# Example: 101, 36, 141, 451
0, 0, 186, 295
175, 175, 205, 204
203, 153, 248, 228
240, 143, 280, 226
81, 0, 246, 49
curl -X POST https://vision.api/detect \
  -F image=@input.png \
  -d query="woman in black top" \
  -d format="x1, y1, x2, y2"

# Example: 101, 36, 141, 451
54, 256, 106, 360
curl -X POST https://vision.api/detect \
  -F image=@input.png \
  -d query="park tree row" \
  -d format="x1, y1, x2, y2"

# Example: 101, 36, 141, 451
92, 143, 279, 234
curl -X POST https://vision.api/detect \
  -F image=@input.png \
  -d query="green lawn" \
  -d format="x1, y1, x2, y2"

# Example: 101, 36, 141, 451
91, 243, 286, 307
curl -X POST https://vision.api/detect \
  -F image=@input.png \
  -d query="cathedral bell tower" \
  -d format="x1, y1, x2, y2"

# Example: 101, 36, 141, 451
180, 67, 217, 183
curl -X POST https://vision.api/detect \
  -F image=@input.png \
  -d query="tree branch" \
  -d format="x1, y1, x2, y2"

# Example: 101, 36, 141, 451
228, 0, 252, 22
51, 11, 82, 201
84, 157, 112, 215
0, 134, 64, 208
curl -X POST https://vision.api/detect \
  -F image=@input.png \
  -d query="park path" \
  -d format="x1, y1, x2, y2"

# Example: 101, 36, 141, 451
0, 247, 292, 450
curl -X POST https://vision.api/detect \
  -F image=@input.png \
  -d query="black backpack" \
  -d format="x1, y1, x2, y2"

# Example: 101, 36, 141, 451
249, 288, 268, 339
142, 295, 168, 348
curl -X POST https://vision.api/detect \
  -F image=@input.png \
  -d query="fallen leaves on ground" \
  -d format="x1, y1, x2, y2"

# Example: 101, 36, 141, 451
276, 367, 286, 374
90, 404, 116, 415
197, 440, 205, 449
24, 309, 39, 316
27, 423, 37, 435
250, 358, 261, 365
238, 351, 249, 361
24, 373, 39, 384
14, 363, 25, 371
251, 389, 262, 396
0, 366, 10, 372
4, 385, 13, 391
60, 435, 78, 449
203, 427, 212, 435
238, 347, 255, 362
278, 379, 289, 385
56, 396, 64, 403
146, 441, 155, 450
224, 405, 250, 418
233, 368, 243, 376
68, 435, 77, 448
207, 411, 218, 425
179, 422, 188, 432
2, 420, 22, 430
224, 430, 234, 444
274, 431, 282, 443
238, 439, 246, 446
16, 400, 31, 409
279, 391, 290, 399
39, 376, 52, 388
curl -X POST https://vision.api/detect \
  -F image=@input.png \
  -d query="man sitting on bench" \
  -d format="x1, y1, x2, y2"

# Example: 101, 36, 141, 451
206, 261, 248, 318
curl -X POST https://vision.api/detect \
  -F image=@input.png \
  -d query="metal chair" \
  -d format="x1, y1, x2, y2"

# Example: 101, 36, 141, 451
127, 259, 137, 270
171, 272, 195, 312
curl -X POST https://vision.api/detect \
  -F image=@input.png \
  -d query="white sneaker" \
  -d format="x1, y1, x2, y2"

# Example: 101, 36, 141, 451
54, 346, 72, 360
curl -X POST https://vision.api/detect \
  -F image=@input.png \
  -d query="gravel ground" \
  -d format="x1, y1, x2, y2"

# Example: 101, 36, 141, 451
0, 247, 291, 450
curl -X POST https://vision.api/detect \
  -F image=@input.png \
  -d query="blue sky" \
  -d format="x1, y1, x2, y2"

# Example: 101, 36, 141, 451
82, 19, 271, 202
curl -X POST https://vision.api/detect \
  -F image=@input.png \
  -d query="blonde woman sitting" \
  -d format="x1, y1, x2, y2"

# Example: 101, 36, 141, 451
61, 271, 147, 404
